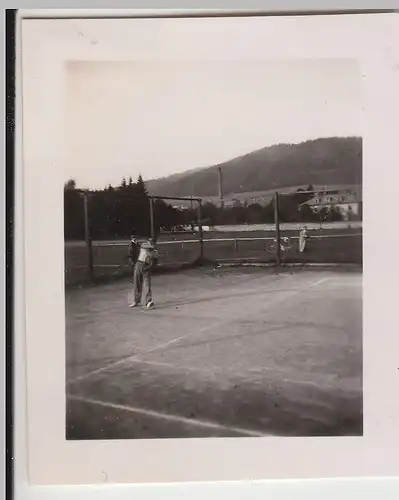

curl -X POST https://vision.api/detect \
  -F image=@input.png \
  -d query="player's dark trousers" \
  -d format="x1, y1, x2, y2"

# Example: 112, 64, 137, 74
133, 261, 152, 305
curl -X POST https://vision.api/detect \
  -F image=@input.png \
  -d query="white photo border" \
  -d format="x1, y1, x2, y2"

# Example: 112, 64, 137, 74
18, 12, 399, 485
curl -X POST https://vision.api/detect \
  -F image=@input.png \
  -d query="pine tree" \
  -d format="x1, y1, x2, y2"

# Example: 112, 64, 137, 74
64, 178, 76, 190
135, 174, 148, 197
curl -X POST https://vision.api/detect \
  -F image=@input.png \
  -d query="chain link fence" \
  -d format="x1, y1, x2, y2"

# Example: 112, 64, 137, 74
65, 189, 362, 286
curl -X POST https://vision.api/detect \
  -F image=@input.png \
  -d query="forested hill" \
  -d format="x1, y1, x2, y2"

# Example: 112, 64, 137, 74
146, 137, 362, 198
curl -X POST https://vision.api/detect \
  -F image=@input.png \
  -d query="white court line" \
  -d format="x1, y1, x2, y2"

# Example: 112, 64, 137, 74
67, 394, 266, 437
66, 318, 230, 386
307, 277, 330, 288
68, 275, 295, 386
108, 358, 337, 390
66, 275, 331, 387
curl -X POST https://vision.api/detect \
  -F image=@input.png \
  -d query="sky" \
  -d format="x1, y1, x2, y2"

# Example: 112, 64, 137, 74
66, 59, 361, 190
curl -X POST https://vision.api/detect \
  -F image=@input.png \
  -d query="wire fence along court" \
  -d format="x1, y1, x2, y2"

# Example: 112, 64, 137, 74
65, 190, 362, 286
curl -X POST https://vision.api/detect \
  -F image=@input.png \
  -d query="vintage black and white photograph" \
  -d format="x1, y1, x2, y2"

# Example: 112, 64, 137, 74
63, 58, 363, 440
19, 9, 399, 485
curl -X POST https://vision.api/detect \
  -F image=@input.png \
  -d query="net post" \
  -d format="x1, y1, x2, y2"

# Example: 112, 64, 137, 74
197, 199, 204, 264
83, 192, 94, 282
149, 197, 155, 241
274, 191, 281, 267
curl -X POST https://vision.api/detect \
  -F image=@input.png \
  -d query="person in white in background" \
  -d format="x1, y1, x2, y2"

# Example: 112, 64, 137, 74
298, 226, 308, 253
130, 238, 158, 309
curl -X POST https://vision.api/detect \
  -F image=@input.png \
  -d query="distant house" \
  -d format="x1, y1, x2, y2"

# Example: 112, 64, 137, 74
172, 205, 189, 211
301, 190, 361, 220
223, 199, 242, 208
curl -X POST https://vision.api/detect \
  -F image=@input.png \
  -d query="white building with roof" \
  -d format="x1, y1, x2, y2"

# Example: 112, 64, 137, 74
301, 190, 361, 220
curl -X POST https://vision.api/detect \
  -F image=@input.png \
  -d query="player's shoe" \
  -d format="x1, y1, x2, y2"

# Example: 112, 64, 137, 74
146, 300, 155, 309
129, 302, 139, 308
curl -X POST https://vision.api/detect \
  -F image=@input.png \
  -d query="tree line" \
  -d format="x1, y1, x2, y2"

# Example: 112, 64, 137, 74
64, 179, 348, 241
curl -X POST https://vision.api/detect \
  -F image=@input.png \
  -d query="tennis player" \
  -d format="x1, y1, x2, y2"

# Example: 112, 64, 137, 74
127, 234, 140, 266
298, 226, 308, 253
130, 238, 158, 309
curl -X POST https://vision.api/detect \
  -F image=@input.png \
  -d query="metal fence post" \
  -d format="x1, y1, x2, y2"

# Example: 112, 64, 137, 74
274, 191, 281, 267
149, 197, 155, 240
197, 200, 204, 264
83, 192, 94, 282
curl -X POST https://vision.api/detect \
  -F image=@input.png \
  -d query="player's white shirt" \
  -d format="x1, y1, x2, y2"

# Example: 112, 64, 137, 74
299, 229, 308, 239
138, 244, 158, 266
138, 247, 151, 264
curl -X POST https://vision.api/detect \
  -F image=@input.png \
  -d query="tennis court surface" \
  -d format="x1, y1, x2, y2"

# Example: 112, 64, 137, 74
66, 266, 362, 439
